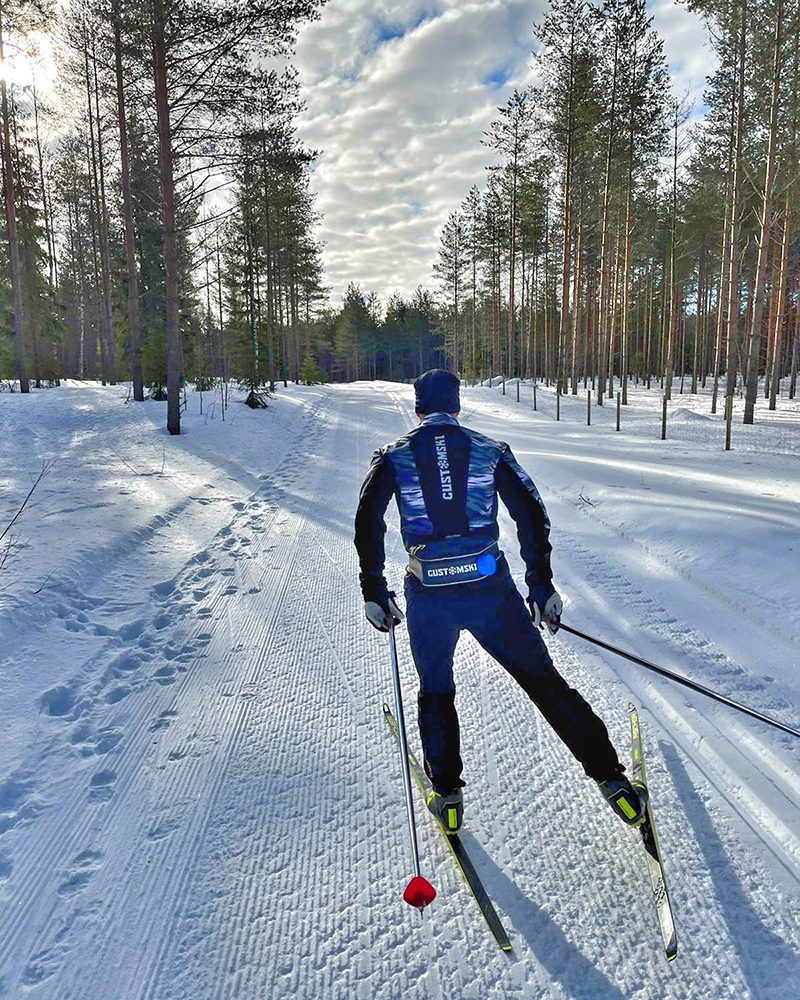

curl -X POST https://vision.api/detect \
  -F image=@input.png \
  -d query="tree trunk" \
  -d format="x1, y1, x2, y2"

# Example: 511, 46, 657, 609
724, 1, 748, 408
153, 0, 182, 434
596, 30, 618, 407
711, 76, 736, 414
558, 24, 575, 393
92, 36, 116, 383
32, 83, 55, 289
570, 216, 582, 393
508, 144, 517, 376
743, 0, 783, 423
0, 11, 29, 393
83, 29, 113, 383
115, 16, 144, 401
768, 197, 790, 410
620, 35, 639, 405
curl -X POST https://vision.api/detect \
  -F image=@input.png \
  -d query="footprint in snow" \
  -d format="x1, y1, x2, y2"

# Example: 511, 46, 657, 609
40, 685, 76, 719
22, 949, 60, 986
154, 667, 176, 686
150, 709, 178, 732
57, 849, 103, 896
105, 651, 145, 681
72, 725, 124, 759
119, 619, 146, 641
147, 817, 180, 842
105, 685, 131, 705
88, 770, 116, 803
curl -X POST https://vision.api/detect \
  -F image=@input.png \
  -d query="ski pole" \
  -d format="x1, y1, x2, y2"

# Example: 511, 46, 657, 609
558, 621, 800, 741
387, 622, 437, 909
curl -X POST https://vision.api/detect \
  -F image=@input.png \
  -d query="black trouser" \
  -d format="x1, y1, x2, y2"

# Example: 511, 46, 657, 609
404, 560, 620, 791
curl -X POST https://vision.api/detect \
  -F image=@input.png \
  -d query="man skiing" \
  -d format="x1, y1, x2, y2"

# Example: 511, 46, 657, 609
354, 369, 646, 835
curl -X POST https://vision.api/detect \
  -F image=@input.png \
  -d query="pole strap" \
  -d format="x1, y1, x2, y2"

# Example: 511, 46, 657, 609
558, 621, 800, 741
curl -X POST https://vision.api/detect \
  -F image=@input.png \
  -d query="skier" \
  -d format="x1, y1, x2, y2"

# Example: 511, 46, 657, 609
355, 369, 647, 834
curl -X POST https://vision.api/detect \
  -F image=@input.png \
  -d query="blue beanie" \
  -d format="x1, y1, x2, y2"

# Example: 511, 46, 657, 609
414, 369, 460, 415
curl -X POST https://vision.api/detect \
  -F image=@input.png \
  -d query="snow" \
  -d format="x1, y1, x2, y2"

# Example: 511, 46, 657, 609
0, 377, 798, 998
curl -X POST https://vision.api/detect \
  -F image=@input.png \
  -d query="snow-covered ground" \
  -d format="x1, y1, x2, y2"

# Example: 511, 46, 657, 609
0, 377, 798, 998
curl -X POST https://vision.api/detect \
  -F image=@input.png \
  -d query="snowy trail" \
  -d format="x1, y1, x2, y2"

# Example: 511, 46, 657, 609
1, 381, 799, 998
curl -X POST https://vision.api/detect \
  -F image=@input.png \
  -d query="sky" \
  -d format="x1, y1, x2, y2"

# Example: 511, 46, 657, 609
292, 0, 712, 309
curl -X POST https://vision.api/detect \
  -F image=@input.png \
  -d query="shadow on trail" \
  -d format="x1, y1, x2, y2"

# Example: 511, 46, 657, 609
460, 833, 627, 1000
659, 740, 800, 997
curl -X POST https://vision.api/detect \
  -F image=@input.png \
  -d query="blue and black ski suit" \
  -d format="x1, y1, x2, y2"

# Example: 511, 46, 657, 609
354, 412, 620, 792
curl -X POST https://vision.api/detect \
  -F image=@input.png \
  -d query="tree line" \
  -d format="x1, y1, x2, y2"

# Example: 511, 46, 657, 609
434, 0, 799, 428
0, 0, 327, 433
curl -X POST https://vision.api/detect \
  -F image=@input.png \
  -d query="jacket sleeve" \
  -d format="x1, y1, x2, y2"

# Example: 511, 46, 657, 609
495, 445, 552, 594
354, 448, 397, 602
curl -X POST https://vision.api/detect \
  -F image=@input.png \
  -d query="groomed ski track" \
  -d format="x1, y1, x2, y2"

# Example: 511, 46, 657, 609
1, 380, 798, 999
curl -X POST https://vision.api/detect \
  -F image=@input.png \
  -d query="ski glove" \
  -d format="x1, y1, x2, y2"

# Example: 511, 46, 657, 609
365, 591, 404, 633
529, 584, 562, 634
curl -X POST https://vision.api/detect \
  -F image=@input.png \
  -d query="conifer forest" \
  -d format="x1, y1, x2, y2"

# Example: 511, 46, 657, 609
0, 0, 798, 432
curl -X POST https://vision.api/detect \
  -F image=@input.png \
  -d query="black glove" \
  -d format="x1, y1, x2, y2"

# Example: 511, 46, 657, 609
528, 582, 562, 634
363, 580, 404, 632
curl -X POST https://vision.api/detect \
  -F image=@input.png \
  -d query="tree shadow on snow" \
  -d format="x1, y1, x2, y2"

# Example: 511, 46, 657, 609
459, 833, 627, 999
659, 740, 800, 997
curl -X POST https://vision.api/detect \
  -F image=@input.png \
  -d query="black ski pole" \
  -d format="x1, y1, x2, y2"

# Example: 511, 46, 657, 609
387, 622, 437, 910
558, 621, 800, 741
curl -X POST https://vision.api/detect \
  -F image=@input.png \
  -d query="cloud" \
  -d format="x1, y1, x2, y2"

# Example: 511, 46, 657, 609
295, 0, 710, 308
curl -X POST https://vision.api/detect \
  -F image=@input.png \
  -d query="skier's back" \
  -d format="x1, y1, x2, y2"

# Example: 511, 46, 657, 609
355, 370, 645, 833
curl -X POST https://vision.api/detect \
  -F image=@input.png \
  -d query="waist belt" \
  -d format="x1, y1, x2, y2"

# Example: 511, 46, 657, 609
407, 541, 500, 587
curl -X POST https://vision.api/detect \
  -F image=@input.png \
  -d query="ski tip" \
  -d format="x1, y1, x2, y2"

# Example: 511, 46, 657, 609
382, 702, 391, 716
627, 701, 637, 714
501, 943, 514, 953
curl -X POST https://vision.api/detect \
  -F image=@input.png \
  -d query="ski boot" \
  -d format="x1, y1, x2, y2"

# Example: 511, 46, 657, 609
425, 786, 463, 835
597, 771, 648, 827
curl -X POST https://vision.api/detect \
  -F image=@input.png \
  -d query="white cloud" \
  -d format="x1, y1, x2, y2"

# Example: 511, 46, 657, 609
296, 0, 710, 308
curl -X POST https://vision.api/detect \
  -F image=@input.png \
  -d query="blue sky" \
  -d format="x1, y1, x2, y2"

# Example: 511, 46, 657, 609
293, 0, 711, 307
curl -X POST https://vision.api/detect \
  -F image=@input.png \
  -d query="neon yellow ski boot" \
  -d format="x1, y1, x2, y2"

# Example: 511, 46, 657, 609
426, 786, 463, 835
597, 772, 648, 827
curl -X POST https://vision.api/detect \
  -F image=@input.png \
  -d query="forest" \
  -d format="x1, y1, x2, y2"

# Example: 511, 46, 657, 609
433, 0, 800, 434
1, 0, 798, 439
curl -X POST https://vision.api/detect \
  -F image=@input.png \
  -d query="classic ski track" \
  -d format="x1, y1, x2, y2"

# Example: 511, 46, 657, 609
551, 529, 800, 885
0, 392, 331, 994
121, 397, 335, 999
148, 388, 454, 1000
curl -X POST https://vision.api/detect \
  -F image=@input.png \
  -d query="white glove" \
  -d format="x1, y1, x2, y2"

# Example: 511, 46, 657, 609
365, 594, 404, 632
531, 591, 562, 634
